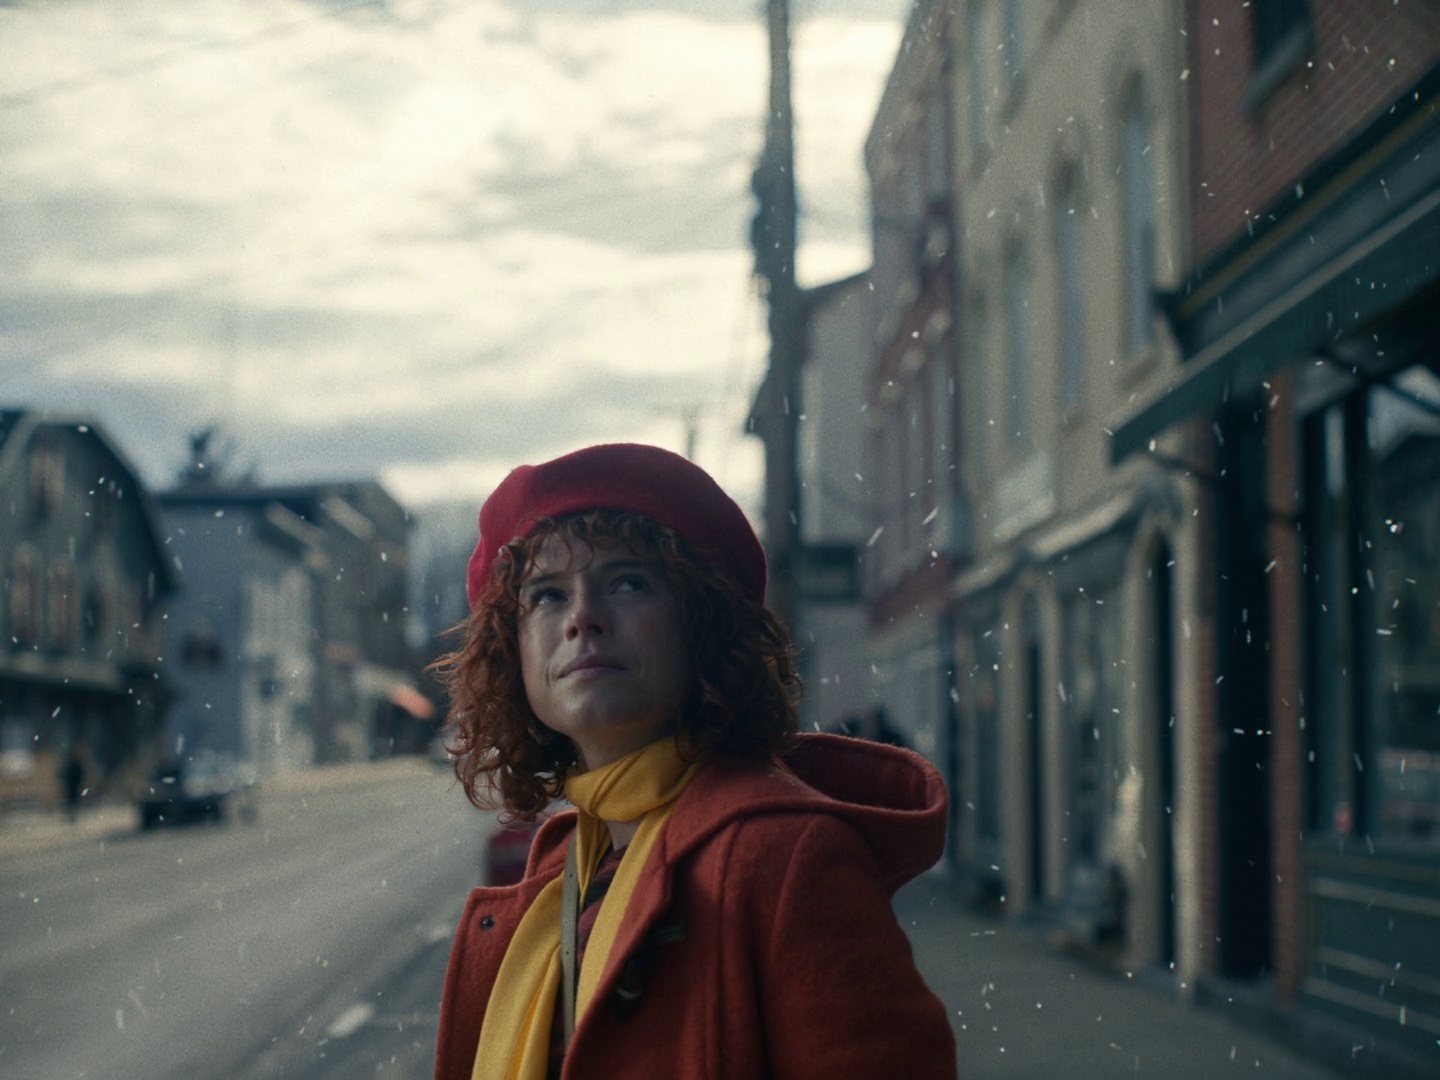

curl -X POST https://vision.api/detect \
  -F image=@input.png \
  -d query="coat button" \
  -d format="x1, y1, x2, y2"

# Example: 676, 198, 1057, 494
480, 916, 496, 931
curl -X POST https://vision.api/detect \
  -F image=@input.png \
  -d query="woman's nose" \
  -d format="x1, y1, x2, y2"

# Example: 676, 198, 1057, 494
564, 587, 607, 638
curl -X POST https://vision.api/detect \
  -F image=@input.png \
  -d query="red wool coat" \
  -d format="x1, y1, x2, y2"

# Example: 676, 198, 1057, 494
434, 733, 958, 1080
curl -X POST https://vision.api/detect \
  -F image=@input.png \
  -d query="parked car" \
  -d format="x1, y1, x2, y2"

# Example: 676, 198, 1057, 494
485, 813, 550, 886
138, 753, 257, 830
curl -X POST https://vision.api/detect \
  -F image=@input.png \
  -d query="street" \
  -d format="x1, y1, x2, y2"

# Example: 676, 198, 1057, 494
1, 759, 1351, 1080
0, 759, 486, 1080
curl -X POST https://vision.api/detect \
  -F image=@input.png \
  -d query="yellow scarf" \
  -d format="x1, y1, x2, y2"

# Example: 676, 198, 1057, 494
471, 738, 700, 1080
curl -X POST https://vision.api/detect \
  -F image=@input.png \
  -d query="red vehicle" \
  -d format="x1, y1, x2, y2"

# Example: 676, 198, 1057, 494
484, 814, 549, 886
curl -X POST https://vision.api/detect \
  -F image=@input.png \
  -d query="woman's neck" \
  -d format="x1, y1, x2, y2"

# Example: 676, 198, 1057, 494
606, 818, 640, 851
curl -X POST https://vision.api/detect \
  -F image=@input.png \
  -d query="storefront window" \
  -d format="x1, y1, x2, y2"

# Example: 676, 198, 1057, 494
1060, 585, 1120, 887
1304, 362, 1440, 845
970, 623, 1001, 846
1371, 366, 1440, 844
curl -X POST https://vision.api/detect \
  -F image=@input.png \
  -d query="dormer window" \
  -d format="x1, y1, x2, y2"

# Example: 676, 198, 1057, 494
47, 561, 79, 652
30, 443, 64, 520
8, 548, 42, 647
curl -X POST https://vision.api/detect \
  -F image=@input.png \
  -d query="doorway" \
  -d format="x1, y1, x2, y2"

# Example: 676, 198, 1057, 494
1151, 542, 1178, 969
1024, 599, 1045, 905
1214, 402, 1274, 978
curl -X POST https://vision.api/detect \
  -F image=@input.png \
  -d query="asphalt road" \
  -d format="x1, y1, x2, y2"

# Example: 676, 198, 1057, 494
0, 759, 489, 1080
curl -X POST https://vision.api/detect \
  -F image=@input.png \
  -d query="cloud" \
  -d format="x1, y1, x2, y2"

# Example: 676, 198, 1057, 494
1, 0, 901, 530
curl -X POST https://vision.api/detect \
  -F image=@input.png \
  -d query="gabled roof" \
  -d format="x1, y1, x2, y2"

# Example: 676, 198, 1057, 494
0, 407, 180, 593
161, 477, 410, 538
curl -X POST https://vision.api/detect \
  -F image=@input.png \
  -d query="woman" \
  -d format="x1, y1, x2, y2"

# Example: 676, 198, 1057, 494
433, 443, 957, 1080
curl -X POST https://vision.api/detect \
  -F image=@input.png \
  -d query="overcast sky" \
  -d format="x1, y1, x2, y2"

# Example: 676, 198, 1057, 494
1, 0, 907, 531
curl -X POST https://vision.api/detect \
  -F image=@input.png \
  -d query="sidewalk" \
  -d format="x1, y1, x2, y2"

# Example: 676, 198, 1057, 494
0, 756, 436, 860
896, 874, 1355, 1079
0, 798, 136, 857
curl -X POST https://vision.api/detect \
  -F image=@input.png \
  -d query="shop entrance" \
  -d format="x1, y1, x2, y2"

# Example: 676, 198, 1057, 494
1214, 402, 1274, 979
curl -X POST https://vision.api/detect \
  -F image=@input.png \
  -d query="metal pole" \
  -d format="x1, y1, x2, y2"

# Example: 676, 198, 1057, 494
756, 0, 802, 629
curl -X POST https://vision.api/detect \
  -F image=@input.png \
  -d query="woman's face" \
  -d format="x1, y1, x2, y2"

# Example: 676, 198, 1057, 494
517, 532, 690, 769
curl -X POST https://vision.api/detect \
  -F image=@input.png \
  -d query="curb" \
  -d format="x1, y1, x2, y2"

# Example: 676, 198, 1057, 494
0, 803, 137, 858
0, 755, 439, 860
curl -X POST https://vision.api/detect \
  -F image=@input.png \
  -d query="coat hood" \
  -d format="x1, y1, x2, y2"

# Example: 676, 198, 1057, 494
528, 732, 948, 893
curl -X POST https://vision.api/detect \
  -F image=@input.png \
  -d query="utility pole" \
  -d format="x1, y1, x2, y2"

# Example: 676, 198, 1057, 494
752, 0, 802, 629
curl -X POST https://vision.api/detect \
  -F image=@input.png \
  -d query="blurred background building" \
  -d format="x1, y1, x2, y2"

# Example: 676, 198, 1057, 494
0, 414, 436, 820
0, 410, 176, 810
750, 271, 873, 737
162, 433, 430, 769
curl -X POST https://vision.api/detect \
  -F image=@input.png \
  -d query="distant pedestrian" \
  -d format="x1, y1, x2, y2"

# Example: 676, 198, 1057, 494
60, 751, 85, 824
861, 705, 908, 748
432, 443, 956, 1080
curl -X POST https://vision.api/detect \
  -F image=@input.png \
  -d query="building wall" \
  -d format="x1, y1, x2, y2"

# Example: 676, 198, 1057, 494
800, 278, 871, 544
942, 0, 1201, 979
863, 0, 962, 772
242, 513, 319, 774
795, 275, 874, 737
168, 500, 350, 773
314, 483, 417, 760
1189, 0, 1440, 262
160, 504, 264, 764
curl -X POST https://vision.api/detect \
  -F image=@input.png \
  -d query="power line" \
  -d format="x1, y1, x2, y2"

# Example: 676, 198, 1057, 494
0, 0, 388, 110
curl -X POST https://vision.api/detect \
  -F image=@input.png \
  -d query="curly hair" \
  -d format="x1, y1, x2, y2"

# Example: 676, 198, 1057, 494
432, 509, 800, 820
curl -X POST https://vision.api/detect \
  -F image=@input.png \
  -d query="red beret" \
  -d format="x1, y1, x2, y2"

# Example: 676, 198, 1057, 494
466, 443, 766, 607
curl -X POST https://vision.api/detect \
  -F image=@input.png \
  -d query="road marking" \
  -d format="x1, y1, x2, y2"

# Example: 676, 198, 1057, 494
325, 1002, 374, 1039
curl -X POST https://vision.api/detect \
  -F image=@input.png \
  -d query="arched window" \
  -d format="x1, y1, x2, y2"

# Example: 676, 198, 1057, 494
963, 293, 991, 472
966, 1, 989, 161
1119, 85, 1154, 357
1004, 243, 1031, 446
1003, 0, 1024, 85
905, 379, 924, 559
929, 333, 953, 495
1056, 167, 1086, 409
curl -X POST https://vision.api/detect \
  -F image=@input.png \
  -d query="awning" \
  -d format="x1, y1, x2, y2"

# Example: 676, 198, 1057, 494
1111, 74, 1440, 463
387, 685, 436, 721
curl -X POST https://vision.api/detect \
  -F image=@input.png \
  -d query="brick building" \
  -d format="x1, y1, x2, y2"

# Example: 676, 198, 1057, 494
861, 0, 964, 817
1112, 1, 1440, 1069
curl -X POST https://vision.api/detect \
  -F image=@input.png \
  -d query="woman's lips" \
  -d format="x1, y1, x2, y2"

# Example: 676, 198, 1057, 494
559, 655, 623, 678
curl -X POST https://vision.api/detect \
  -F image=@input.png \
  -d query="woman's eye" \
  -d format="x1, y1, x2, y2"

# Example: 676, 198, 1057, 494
527, 586, 564, 607
613, 574, 650, 594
